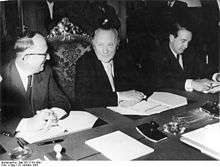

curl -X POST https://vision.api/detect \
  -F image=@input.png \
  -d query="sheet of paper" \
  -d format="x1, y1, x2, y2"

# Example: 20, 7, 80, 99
148, 92, 187, 108
108, 100, 170, 115
16, 111, 98, 144
85, 131, 154, 160
108, 92, 187, 116
59, 111, 98, 133
180, 122, 220, 160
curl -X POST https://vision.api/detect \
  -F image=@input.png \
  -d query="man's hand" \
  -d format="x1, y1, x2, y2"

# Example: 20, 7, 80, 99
118, 99, 140, 107
26, 109, 58, 131
203, 81, 220, 93
118, 90, 146, 102
191, 79, 215, 92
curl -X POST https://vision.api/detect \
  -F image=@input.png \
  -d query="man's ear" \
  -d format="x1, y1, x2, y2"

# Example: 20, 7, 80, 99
91, 39, 95, 48
117, 38, 120, 49
21, 54, 28, 61
169, 34, 174, 42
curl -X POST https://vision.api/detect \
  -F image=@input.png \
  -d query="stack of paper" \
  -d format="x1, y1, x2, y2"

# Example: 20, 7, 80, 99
108, 92, 187, 115
85, 131, 154, 160
16, 111, 98, 144
180, 122, 220, 160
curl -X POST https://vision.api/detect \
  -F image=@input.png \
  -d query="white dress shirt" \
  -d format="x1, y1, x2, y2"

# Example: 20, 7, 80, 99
15, 62, 30, 91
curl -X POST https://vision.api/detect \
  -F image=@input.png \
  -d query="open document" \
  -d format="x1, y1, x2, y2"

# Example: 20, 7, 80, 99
108, 92, 187, 116
16, 111, 98, 144
180, 122, 220, 160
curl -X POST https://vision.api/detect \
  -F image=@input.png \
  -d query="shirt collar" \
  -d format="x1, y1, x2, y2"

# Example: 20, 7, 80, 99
46, 0, 54, 6
102, 60, 113, 66
15, 61, 31, 90
15, 61, 30, 78
168, 1, 175, 7
169, 43, 178, 58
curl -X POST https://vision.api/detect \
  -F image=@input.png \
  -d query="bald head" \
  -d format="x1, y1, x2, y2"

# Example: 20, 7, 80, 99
15, 33, 50, 75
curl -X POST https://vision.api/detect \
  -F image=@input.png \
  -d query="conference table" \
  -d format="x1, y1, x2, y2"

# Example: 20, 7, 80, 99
0, 89, 219, 161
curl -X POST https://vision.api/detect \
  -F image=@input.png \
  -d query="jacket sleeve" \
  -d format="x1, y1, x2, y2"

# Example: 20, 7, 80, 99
47, 67, 71, 112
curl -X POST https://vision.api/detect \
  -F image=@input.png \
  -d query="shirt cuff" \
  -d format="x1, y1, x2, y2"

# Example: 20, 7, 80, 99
212, 73, 220, 82
116, 92, 121, 105
185, 79, 193, 92
15, 118, 29, 133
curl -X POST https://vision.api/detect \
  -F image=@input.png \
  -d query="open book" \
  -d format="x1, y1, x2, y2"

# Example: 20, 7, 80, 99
108, 92, 187, 115
85, 131, 154, 160
180, 122, 220, 160
16, 111, 98, 144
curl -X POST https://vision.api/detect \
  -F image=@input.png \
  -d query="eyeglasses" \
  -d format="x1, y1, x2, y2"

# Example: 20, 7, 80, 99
25, 53, 50, 60
25, 53, 49, 57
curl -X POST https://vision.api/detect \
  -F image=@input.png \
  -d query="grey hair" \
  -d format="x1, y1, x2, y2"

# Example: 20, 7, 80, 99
14, 37, 34, 54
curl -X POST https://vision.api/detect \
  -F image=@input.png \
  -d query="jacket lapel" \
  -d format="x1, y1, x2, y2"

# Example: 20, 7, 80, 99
167, 47, 184, 72
92, 53, 113, 91
10, 61, 26, 96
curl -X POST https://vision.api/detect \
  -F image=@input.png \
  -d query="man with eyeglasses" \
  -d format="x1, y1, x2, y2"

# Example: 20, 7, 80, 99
1, 32, 71, 134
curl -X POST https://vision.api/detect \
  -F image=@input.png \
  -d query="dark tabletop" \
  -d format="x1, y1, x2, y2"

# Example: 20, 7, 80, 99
0, 89, 219, 161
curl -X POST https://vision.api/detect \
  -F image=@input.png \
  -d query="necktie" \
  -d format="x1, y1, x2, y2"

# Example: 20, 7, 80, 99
27, 75, 32, 91
105, 62, 115, 92
177, 54, 184, 69
26, 75, 34, 113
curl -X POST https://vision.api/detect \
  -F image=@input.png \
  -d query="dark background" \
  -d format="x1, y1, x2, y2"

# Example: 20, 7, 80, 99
0, 0, 219, 71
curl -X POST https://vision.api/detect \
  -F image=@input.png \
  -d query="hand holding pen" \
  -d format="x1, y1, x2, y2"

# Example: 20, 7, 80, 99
203, 81, 220, 93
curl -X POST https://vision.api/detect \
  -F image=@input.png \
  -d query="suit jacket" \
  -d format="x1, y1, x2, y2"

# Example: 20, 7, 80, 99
149, 43, 211, 90
39, 0, 66, 33
149, 0, 188, 42
163, 0, 188, 21
75, 49, 149, 108
1, 59, 71, 132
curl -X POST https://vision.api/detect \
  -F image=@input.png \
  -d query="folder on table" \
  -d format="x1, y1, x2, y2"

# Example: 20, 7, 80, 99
85, 131, 154, 160
108, 92, 187, 116
180, 122, 220, 160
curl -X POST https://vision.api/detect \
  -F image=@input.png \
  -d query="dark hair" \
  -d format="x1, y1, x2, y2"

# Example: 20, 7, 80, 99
169, 22, 193, 38
92, 18, 119, 38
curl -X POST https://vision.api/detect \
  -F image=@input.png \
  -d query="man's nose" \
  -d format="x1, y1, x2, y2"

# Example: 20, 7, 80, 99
103, 47, 109, 54
183, 43, 188, 49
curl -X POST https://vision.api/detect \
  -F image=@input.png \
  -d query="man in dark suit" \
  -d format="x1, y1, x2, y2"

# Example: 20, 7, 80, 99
1, 32, 71, 133
165, 0, 188, 19
75, 24, 147, 108
149, 22, 215, 92
148, 0, 189, 43
39, 0, 65, 33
